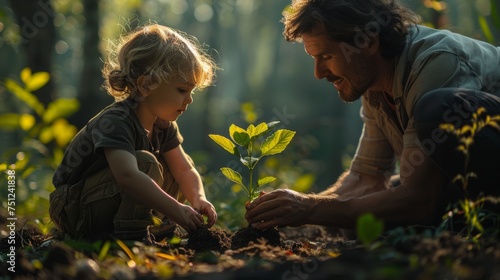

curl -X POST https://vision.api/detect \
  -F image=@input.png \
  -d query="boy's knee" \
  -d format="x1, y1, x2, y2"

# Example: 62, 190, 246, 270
135, 150, 163, 185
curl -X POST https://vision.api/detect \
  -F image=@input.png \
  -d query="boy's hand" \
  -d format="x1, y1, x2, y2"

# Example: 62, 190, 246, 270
172, 204, 204, 233
193, 199, 217, 227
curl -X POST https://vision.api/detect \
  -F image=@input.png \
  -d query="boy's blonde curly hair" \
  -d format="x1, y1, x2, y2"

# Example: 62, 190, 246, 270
102, 24, 217, 101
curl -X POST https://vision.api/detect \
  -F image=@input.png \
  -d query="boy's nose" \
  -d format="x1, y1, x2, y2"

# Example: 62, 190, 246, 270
185, 93, 193, 104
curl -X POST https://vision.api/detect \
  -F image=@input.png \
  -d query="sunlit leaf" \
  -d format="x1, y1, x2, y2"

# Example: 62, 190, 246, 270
257, 176, 276, 187
488, 121, 500, 131
356, 213, 384, 246
5, 78, 45, 116
25, 71, 50, 92
168, 236, 182, 245
20, 67, 31, 85
261, 129, 296, 156
231, 184, 242, 193
98, 241, 111, 261
292, 173, 315, 192
220, 167, 244, 186
251, 122, 268, 138
439, 123, 455, 133
155, 252, 177, 261
0, 113, 32, 130
21, 166, 37, 179
459, 125, 472, 135
209, 134, 236, 155
43, 98, 80, 123
114, 238, 136, 262
229, 124, 246, 142
53, 148, 65, 166
157, 263, 174, 278
39, 126, 53, 144
20, 114, 36, 131
244, 111, 257, 124
478, 16, 495, 44
52, 119, 78, 147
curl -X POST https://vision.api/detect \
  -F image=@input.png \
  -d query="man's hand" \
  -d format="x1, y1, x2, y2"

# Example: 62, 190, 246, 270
245, 189, 312, 230
192, 199, 218, 227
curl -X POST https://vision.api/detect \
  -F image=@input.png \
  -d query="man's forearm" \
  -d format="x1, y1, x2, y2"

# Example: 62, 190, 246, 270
307, 194, 358, 228
308, 183, 436, 229
320, 170, 390, 198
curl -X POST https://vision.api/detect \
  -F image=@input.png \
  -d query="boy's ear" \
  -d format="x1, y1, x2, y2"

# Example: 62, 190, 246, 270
137, 76, 150, 96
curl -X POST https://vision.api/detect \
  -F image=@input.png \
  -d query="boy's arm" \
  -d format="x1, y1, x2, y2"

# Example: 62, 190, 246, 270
162, 146, 217, 226
104, 148, 204, 232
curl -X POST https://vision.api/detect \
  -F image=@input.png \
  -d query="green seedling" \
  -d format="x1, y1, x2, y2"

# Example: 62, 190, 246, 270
209, 121, 296, 203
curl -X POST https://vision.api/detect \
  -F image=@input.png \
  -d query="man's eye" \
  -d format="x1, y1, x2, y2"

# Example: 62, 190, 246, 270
321, 55, 332, 60
178, 88, 188, 93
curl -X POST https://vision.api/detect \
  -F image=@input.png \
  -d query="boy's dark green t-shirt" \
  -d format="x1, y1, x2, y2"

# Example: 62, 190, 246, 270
52, 98, 183, 187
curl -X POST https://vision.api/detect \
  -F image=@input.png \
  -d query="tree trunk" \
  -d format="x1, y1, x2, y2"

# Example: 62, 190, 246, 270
9, 0, 56, 107
71, 0, 113, 129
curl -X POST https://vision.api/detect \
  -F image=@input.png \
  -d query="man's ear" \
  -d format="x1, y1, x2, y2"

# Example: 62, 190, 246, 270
137, 76, 150, 97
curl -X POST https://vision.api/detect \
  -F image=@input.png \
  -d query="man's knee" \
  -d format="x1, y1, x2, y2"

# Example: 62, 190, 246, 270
415, 88, 499, 127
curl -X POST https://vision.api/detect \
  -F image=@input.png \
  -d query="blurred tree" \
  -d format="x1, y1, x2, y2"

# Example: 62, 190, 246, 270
69, 0, 113, 129
8, 0, 56, 107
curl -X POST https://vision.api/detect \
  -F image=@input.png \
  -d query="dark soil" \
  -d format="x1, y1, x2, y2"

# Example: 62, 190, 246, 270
186, 225, 231, 252
230, 226, 282, 249
187, 225, 282, 252
1, 220, 499, 280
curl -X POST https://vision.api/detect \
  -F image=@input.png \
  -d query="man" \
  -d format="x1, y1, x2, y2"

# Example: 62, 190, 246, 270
245, 0, 500, 231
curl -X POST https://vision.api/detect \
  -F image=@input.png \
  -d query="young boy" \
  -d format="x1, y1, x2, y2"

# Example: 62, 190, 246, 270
49, 24, 218, 241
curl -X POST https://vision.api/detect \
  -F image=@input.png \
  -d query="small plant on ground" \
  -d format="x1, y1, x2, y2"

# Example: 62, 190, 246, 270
209, 121, 296, 203
439, 107, 500, 239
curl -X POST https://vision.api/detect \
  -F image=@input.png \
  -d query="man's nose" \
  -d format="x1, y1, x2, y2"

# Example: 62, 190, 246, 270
313, 60, 328, 80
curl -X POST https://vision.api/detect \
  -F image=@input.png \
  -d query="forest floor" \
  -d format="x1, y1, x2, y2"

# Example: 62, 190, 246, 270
1, 214, 499, 280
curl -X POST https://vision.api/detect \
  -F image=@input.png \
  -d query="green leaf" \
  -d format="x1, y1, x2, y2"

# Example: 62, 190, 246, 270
43, 98, 80, 123
233, 131, 250, 147
261, 129, 296, 156
292, 173, 315, 193
220, 167, 244, 186
254, 121, 280, 139
20, 67, 31, 85
5, 78, 45, 116
229, 124, 246, 142
209, 134, 237, 155
98, 241, 111, 261
478, 16, 495, 44
0, 113, 36, 131
25, 71, 50, 92
356, 213, 384, 246
51, 119, 78, 147
257, 176, 276, 187
249, 122, 268, 138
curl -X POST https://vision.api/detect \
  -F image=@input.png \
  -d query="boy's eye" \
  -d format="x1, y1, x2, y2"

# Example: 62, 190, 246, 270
177, 88, 188, 94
